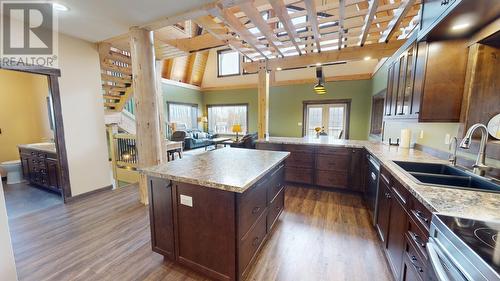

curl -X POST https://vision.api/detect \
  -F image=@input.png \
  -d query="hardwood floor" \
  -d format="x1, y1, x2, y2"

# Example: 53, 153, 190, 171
9, 184, 392, 281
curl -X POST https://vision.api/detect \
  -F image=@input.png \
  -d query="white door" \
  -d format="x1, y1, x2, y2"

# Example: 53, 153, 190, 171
306, 103, 347, 139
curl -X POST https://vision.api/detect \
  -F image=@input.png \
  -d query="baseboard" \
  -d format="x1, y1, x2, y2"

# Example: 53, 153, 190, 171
65, 184, 113, 203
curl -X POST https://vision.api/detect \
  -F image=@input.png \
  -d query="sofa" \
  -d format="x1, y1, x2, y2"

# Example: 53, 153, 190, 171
184, 130, 215, 150
229, 132, 258, 149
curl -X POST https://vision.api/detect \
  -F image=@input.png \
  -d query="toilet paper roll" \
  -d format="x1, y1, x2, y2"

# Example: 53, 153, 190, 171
400, 129, 411, 148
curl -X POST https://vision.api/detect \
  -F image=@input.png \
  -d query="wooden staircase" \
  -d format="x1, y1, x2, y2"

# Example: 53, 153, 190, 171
98, 43, 134, 112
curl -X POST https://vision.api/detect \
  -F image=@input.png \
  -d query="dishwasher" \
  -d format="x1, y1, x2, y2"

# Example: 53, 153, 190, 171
366, 154, 380, 226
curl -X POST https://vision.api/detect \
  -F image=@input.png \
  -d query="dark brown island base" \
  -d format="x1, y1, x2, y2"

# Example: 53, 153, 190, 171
141, 148, 289, 281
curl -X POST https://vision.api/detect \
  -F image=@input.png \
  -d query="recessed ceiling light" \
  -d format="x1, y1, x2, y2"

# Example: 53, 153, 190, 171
315, 62, 321, 66
364, 56, 371, 61
53, 3, 69, 12
276, 67, 282, 71
451, 22, 470, 31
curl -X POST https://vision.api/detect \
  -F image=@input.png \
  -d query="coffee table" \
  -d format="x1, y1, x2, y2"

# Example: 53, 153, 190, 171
204, 137, 231, 150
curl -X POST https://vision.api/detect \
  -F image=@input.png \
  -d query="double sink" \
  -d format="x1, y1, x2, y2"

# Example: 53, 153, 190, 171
393, 161, 500, 193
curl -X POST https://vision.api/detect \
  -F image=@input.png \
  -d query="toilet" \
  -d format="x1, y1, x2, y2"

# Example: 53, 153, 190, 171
0, 160, 23, 184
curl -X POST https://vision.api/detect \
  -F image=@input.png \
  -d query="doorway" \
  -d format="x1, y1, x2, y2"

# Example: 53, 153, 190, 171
303, 99, 351, 139
0, 66, 70, 218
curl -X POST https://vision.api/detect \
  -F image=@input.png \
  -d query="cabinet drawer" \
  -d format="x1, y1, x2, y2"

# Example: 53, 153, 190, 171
315, 170, 348, 189
256, 143, 283, 151
407, 216, 429, 260
268, 164, 284, 203
285, 167, 313, 184
283, 144, 315, 153
392, 181, 410, 207
285, 152, 314, 168
316, 146, 350, 155
315, 154, 350, 172
267, 188, 284, 232
237, 178, 268, 239
404, 233, 427, 281
409, 196, 432, 232
380, 165, 392, 186
238, 212, 267, 277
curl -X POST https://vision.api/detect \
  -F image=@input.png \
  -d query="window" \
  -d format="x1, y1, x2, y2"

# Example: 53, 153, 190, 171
217, 49, 241, 77
168, 102, 198, 130
277, 7, 307, 36
303, 100, 350, 139
207, 104, 248, 134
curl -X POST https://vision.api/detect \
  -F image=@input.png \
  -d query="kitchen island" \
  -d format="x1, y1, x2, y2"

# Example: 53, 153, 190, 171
141, 148, 289, 281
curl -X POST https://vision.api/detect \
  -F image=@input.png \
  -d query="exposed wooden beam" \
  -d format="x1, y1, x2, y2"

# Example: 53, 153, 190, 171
208, 4, 268, 58
239, 1, 284, 57
243, 40, 405, 72
257, 62, 269, 139
184, 53, 197, 84
303, 0, 322, 52
360, 0, 379, 46
338, 0, 345, 50
194, 15, 253, 59
162, 33, 225, 52
140, 2, 217, 31
379, 0, 416, 43
269, 0, 303, 55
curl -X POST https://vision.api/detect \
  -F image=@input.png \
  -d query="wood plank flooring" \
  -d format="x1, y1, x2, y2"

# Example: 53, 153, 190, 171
9, 184, 392, 281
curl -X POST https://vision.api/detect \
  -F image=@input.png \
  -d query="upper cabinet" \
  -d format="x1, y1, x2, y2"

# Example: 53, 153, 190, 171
384, 40, 467, 122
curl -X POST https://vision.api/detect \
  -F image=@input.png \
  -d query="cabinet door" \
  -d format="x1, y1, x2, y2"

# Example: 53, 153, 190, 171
376, 180, 392, 244
148, 177, 175, 259
395, 55, 407, 115
402, 44, 417, 115
411, 42, 428, 115
385, 65, 395, 116
386, 195, 409, 280
20, 156, 31, 180
349, 149, 365, 192
46, 159, 61, 190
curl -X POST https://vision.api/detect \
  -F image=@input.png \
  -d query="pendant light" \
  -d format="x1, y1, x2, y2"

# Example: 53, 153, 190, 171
314, 66, 326, 95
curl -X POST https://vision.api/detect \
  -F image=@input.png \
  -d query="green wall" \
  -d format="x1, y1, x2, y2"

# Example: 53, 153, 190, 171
162, 83, 204, 114
202, 88, 259, 133
200, 79, 372, 140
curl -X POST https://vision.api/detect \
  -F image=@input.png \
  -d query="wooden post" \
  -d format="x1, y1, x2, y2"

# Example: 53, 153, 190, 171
129, 27, 163, 205
257, 62, 270, 139
107, 124, 119, 189
156, 60, 167, 163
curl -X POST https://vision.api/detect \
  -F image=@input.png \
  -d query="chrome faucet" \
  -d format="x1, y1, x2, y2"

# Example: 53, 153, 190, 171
448, 136, 458, 166
459, 124, 489, 176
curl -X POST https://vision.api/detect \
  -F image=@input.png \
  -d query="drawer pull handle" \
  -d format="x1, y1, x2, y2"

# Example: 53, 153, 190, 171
252, 207, 261, 214
412, 209, 429, 223
410, 255, 424, 272
380, 173, 390, 185
410, 232, 426, 248
252, 237, 260, 247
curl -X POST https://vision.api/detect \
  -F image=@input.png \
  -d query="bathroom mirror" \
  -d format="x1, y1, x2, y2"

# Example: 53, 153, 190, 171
487, 113, 500, 140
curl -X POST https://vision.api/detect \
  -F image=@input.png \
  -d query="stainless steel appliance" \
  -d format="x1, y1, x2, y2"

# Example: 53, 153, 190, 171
427, 214, 500, 281
366, 154, 380, 225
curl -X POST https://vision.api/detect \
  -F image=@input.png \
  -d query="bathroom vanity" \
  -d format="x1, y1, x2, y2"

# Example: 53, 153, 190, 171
18, 143, 61, 194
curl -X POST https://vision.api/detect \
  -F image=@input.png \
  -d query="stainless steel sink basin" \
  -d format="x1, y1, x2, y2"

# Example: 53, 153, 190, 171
393, 161, 500, 193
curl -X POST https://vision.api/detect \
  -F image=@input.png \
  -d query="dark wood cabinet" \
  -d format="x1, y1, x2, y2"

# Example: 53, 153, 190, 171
148, 178, 175, 259
258, 143, 366, 192
376, 178, 392, 244
147, 160, 285, 281
384, 39, 467, 122
19, 148, 62, 193
386, 195, 408, 280
375, 164, 433, 281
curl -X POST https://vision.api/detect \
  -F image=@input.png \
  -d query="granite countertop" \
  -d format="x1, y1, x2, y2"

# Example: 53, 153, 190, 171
141, 148, 290, 193
259, 137, 500, 221
18, 142, 57, 154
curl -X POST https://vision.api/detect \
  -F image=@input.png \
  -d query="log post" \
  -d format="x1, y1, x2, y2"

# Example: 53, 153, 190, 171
129, 27, 163, 205
257, 61, 270, 139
